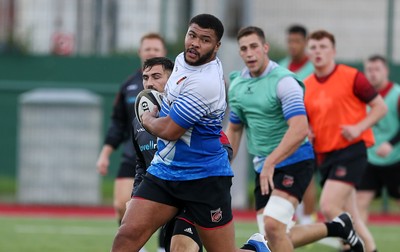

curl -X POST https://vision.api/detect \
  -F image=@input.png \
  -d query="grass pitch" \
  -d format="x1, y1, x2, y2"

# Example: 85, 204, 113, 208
1, 215, 399, 251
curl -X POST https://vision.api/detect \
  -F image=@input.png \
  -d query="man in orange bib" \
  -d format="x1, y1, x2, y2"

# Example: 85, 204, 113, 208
304, 30, 387, 252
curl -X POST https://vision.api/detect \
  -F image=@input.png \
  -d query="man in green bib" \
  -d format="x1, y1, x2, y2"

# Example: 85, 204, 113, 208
226, 26, 365, 252
357, 55, 400, 223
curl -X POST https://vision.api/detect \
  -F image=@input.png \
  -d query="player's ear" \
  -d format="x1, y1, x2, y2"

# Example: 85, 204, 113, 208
263, 42, 269, 54
214, 41, 221, 52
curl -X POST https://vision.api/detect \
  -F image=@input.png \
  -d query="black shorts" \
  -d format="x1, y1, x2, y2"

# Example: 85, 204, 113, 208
254, 159, 314, 211
134, 173, 233, 228
116, 160, 135, 178
357, 161, 400, 199
163, 210, 203, 252
318, 141, 368, 187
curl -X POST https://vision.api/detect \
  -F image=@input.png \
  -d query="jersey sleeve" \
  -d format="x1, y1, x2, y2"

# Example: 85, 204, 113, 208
353, 72, 378, 103
168, 77, 221, 129
229, 110, 242, 124
276, 76, 307, 121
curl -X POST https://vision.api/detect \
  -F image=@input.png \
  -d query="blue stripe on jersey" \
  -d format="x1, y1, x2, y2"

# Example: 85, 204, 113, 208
169, 91, 211, 129
229, 111, 242, 124
253, 142, 314, 173
281, 92, 306, 121
284, 110, 307, 120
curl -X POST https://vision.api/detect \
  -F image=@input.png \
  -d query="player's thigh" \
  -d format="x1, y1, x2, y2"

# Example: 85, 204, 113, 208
320, 180, 353, 214
114, 161, 135, 203
184, 176, 233, 228
273, 159, 314, 203
121, 198, 178, 242
356, 190, 375, 209
114, 178, 134, 203
196, 221, 236, 252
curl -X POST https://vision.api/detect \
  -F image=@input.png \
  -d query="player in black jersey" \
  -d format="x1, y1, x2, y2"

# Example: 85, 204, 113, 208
131, 57, 201, 252
96, 33, 167, 226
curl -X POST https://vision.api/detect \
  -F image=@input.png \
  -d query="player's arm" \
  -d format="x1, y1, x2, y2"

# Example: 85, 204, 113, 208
376, 96, 400, 157
341, 72, 388, 141
97, 87, 129, 174
260, 77, 309, 195
142, 108, 186, 141
96, 144, 114, 175
264, 116, 309, 165
107, 86, 131, 146
226, 111, 244, 160
143, 80, 219, 141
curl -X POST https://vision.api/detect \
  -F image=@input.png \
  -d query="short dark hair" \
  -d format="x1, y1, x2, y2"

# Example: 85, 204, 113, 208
189, 14, 224, 41
308, 30, 335, 47
367, 55, 387, 66
237, 26, 266, 44
142, 57, 174, 73
140, 33, 166, 49
288, 25, 307, 38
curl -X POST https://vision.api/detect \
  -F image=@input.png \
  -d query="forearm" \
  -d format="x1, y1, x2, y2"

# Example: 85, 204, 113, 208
100, 145, 114, 158
266, 119, 308, 166
225, 123, 243, 159
358, 96, 387, 132
143, 115, 182, 141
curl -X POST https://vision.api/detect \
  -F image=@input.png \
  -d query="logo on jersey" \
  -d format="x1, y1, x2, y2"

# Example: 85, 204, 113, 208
139, 140, 157, 152
282, 175, 294, 187
335, 166, 347, 178
210, 208, 223, 223
245, 86, 253, 94
176, 76, 187, 85
136, 127, 145, 133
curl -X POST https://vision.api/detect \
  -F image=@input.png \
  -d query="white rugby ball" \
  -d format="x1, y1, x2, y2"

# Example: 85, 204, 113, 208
135, 89, 163, 124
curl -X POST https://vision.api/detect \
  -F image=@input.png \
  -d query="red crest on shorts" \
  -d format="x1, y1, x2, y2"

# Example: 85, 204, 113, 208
210, 208, 222, 222
335, 166, 347, 177
282, 175, 294, 187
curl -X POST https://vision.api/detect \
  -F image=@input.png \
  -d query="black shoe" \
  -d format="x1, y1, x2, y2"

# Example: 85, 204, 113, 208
332, 212, 365, 252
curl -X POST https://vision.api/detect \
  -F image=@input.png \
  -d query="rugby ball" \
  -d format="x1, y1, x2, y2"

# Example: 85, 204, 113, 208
135, 89, 163, 124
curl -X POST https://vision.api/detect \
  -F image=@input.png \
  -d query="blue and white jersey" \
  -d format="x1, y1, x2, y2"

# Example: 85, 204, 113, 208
147, 53, 233, 180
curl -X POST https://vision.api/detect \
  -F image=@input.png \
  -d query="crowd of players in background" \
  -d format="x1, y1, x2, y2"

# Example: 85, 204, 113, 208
96, 13, 399, 252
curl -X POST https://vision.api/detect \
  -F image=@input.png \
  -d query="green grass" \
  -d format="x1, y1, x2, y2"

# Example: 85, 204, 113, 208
0, 216, 399, 251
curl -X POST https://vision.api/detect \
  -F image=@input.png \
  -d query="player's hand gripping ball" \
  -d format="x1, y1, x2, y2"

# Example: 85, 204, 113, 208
135, 89, 163, 125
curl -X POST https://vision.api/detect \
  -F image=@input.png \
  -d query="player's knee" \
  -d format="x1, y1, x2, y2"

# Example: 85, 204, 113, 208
113, 199, 127, 213
264, 216, 281, 233
170, 243, 199, 252
319, 202, 336, 220
170, 235, 199, 252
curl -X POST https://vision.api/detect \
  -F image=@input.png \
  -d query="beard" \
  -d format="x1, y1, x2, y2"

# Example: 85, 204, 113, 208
184, 48, 215, 66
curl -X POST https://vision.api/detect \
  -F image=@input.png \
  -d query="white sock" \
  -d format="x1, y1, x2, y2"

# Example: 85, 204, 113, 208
256, 213, 266, 235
